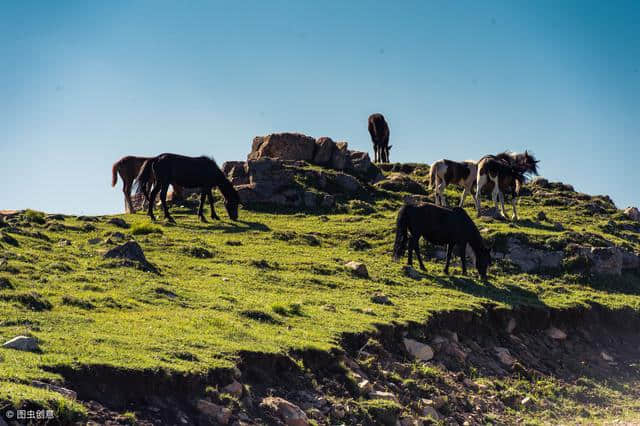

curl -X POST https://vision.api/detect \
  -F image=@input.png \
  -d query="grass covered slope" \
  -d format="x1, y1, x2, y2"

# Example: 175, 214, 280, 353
1, 169, 640, 421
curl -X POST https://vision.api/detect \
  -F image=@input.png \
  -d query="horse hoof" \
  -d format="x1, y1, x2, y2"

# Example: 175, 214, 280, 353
212, 215, 220, 221
199, 217, 208, 223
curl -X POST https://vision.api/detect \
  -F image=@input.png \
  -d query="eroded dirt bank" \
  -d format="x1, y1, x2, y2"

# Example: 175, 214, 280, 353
56, 304, 640, 425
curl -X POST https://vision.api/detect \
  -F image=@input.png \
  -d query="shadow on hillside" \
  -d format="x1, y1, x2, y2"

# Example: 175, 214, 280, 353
572, 272, 640, 297
427, 274, 546, 308
177, 220, 271, 233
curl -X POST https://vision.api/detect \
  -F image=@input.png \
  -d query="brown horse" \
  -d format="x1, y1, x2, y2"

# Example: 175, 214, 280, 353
136, 153, 240, 223
368, 113, 391, 163
112, 156, 184, 213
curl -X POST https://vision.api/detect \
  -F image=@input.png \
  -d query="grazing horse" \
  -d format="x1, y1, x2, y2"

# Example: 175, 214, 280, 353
367, 113, 391, 163
475, 157, 526, 220
393, 203, 491, 280
429, 159, 478, 207
136, 154, 240, 223
111, 156, 184, 213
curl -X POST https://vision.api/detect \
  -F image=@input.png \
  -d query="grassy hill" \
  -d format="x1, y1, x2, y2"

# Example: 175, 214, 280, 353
1, 165, 640, 424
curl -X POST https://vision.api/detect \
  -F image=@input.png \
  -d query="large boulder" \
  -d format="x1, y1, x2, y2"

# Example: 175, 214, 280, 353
260, 397, 309, 426
505, 238, 563, 272
583, 247, 623, 275
249, 133, 316, 162
313, 137, 335, 165
624, 207, 640, 222
3, 335, 39, 352
330, 141, 350, 171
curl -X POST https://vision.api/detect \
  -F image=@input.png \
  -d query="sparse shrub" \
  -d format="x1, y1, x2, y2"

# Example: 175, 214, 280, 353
301, 234, 321, 246
61, 296, 95, 310
183, 246, 213, 258
272, 231, 296, 241
240, 310, 281, 324
131, 224, 163, 235
348, 200, 375, 215
349, 239, 371, 251
0, 292, 52, 311
24, 209, 46, 224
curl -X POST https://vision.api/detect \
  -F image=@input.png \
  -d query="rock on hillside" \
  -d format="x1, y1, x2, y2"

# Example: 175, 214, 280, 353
220, 133, 390, 209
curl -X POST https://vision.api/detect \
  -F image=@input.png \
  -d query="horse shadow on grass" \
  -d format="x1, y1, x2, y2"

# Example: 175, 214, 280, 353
414, 270, 546, 309
512, 218, 562, 233
174, 219, 271, 233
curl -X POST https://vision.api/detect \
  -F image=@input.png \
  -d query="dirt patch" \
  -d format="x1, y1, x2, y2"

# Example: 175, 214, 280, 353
37, 305, 640, 425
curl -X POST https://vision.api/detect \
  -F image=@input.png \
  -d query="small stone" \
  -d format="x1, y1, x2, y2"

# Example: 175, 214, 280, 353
331, 404, 346, 419
223, 380, 243, 398
2, 335, 39, 352
358, 379, 372, 392
260, 397, 309, 426
107, 217, 130, 228
345, 261, 369, 278
196, 399, 232, 425
422, 405, 440, 420
521, 396, 534, 407
403, 338, 434, 361
494, 347, 516, 366
31, 380, 77, 400
546, 326, 567, 340
58, 239, 72, 246
601, 351, 614, 362
368, 390, 398, 402
506, 317, 517, 334
371, 292, 392, 305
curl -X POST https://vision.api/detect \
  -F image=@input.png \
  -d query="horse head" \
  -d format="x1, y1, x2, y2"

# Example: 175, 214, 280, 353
476, 245, 492, 281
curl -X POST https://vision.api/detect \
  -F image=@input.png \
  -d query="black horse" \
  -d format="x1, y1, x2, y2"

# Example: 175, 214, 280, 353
393, 203, 491, 280
367, 113, 391, 163
136, 153, 240, 223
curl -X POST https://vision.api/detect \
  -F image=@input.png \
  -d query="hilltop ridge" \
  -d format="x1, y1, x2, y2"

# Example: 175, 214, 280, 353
2, 147, 640, 424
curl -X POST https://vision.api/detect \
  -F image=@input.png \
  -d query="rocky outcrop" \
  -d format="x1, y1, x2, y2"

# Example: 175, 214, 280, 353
504, 237, 563, 272
222, 158, 370, 209
260, 397, 309, 426
247, 133, 383, 182
625, 206, 640, 222
375, 173, 427, 195
103, 241, 158, 273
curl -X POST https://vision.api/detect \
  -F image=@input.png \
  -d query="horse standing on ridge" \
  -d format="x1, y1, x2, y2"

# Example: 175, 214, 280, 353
136, 153, 240, 223
475, 151, 539, 220
367, 113, 391, 163
393, 203, 491, 280
429, 159, 478, 207
111, 156, 185, 213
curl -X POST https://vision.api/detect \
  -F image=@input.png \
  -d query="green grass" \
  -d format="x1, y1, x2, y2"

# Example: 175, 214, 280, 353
1, 176, 640, 419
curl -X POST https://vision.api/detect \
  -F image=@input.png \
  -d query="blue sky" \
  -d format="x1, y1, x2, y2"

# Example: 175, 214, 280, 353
1, 1, 638, 214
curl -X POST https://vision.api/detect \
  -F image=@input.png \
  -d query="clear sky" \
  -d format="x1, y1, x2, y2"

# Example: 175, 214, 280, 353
1, 1, 638, 215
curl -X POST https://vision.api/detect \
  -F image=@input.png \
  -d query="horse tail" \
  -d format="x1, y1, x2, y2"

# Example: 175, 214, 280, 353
393, 205, 410, 261
135, 158, 155, 200
429, 162, 438, 189
111, 160, 120, 187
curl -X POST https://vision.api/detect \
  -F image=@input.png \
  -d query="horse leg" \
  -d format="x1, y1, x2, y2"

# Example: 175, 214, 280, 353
198, 192, 207, 222
160, 183, 174, 223
147, 184, 160, 221
122, 182, 132, 214
459, 187, 467, 208
438, 181, 448, 207
511, 196, 519, 221
413, 235, 426, 271
499, 190, 507, 218
458, 243, 467, 275
475, 174, 486, 215
444, 244, 454, 275
207, 189, 220, 220
407, 234, 414, 266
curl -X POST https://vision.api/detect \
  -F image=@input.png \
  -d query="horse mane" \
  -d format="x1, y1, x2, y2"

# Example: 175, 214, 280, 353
452, 207, 486, 252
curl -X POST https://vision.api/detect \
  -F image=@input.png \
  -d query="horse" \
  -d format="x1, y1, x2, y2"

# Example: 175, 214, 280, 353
111, 156, 184, 213
429, 159, 478, 207
135, 153, 240, 223
492, 150, 539, 177
393, 203, 491, 280
475, 156, 527, 220
367, 113, 391, 163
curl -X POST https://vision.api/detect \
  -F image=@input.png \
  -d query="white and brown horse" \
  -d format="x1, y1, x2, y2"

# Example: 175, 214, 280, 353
475, 151, 539, 220
429, 159, 478, 207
